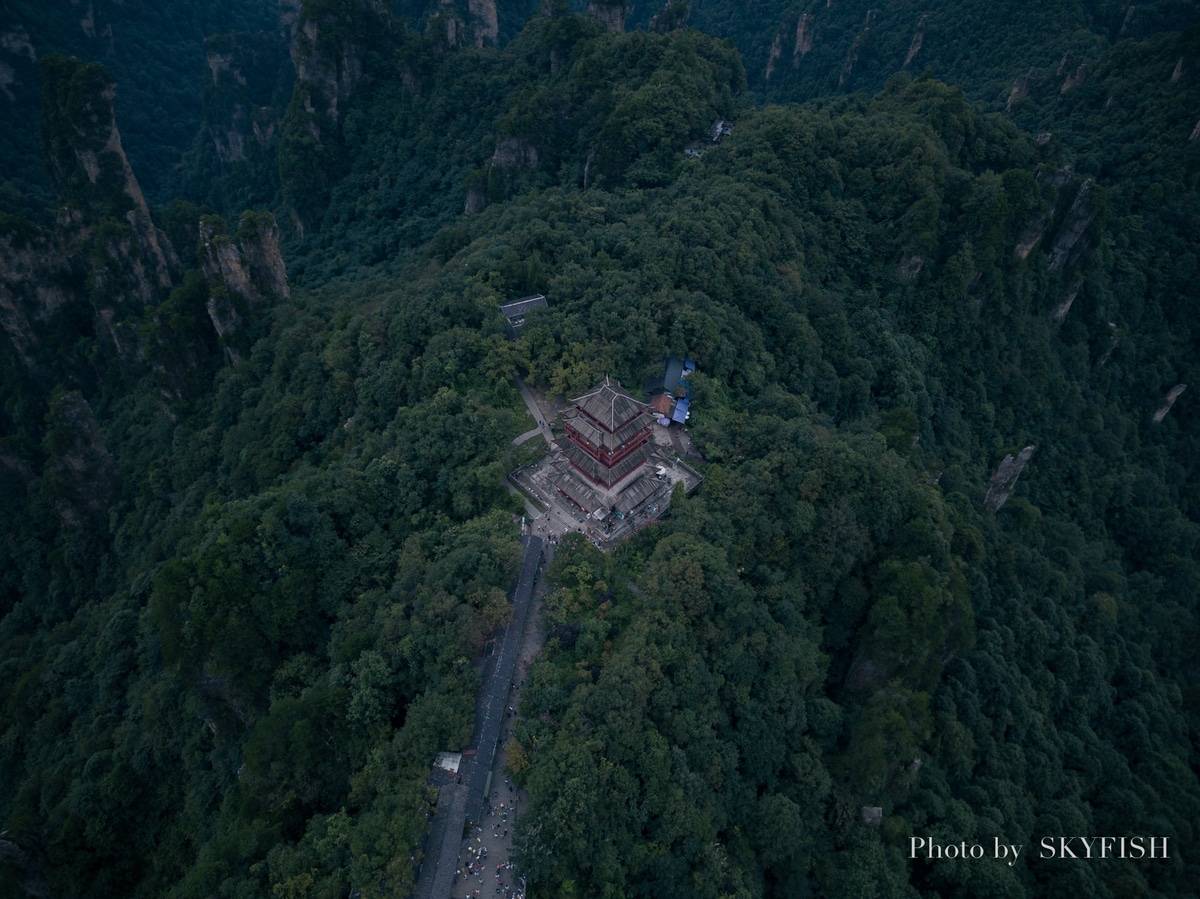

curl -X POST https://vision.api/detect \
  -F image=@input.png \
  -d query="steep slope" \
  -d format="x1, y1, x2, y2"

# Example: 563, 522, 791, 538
626, 0, 1198, 106
0, 0, 279, 210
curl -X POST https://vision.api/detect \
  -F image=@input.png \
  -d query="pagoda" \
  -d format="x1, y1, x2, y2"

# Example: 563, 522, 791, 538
560, 377, 655, 490
509, 374, 704, 542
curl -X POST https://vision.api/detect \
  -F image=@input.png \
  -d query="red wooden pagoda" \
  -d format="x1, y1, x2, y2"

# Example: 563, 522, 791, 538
561, 377, 656, 490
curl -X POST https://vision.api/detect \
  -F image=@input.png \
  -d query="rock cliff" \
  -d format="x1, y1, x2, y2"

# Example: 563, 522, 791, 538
41, 391, 118, 529
903, 14, 927, 68
1006, 69, 1033, 112
468, 0, 500, 46
838, 10, 875, 89
201, 32, 288, 167
794, 14, 815, 64
983, 446, 1036, 513
765, 33, 783, 81
1051, 280, 1082, 321
0, 26, 36, 103
589, 0, 626, 33
200, 212, 289, 363
0, 832, 50, 899
285, 0, 397, 127
280, 0, 393, 226
39, 56, 176, 289
0, 227, 80, 371
491, 136, 539, 172
1097, 322, 1120, 367
1047, 178, 1097, 272
1013, 167, 1099, 272
1060, 63, 1087, 93
650, 1, 690, 34
290, 16, 363, 127
1153, 384, 1186, 423
0, 58, 193, 377
238, 213, 290, 300
1014, 209, 1051, 259
0, 56, 257, 396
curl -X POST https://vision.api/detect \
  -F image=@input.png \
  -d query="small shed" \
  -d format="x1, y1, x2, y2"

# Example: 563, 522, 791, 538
650, 393, 674, 417
499, 294, 547, 339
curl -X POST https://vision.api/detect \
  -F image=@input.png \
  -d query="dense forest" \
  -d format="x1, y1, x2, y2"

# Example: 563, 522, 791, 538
1, 0, 1198, 897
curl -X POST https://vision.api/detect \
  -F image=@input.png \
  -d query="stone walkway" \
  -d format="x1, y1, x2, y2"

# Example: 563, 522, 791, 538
513, 376, 555, 445
414, 536, 543, 899
446, 539, 551, 899
511, 427, 543, 446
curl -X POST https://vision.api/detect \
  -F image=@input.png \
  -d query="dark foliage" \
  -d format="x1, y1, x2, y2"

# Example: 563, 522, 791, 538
0, 4, 1197, 897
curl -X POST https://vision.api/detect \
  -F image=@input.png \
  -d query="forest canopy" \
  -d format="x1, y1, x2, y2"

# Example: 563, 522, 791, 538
0, 2, 1198, 898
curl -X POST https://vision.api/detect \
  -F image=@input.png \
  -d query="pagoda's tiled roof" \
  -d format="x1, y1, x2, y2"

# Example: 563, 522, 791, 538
561, 440, 654, 488
613, 472, 667, 514
547, 463, 602, 512
565, 409, 650, 450
570, 377, 648, 433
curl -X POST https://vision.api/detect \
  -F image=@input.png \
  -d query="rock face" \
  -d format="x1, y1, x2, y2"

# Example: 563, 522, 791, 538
291, 19, 360, 126
794, 13, 815, 64
200, 212, 289, 363
0, 27, 36, 65
201, 32, 287, 167
42, 391, 118, 529
768, 10, 814, 78
0, 832, 51, 899
201, 223, 255, 307
838, 10, 875, 89
1006, 70, 1033, 111
0, 26, 37, 102
427, 9, 463, 53
983, 446, 1036, 513
1047, 178, 1097, 271
903, 14, 927, 68
281, 0, 392, 225
1153, 384, 1186, 423
287, 0, 389, 126
0, 229, 79, 370
1051, 280, 1082, 321
1119, 5, 1136, 37
1014, 209, 1051, 259
468, 0, 499, 46
1097, 322, 1120, 366
1060, 63, 1087, 93
200, 214, 289, 302
491, 136, 539, 172
589, 0, 626, 32
1, 57, 186, 375
1014, 168, 1098, 272
464, 182, 487, 215
765, 33, 783, 81
240, 214, 290, 300
39, 56, 176, 291
898, 254, 924, 280
649, 1, 690, 34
